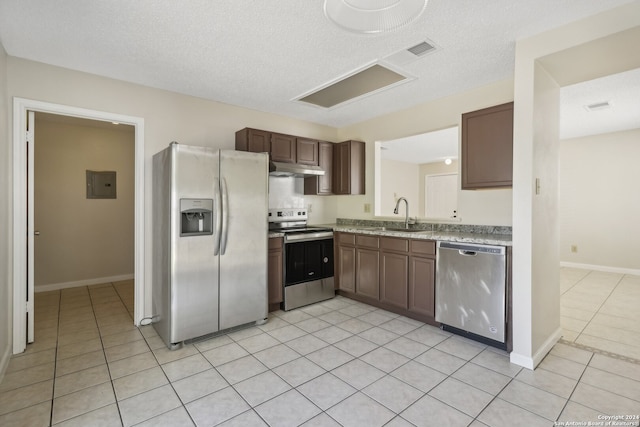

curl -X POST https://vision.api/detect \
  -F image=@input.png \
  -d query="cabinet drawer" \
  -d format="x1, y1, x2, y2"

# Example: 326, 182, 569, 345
338, 233, 356, 246
381, 237, 409, 253
356, 235, 379, 249
269, 237, 283, 250
410, 240, 436, 256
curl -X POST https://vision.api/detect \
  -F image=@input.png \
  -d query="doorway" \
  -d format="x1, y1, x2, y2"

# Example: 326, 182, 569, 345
34, 113, 135, 292
12, 98, 145, 354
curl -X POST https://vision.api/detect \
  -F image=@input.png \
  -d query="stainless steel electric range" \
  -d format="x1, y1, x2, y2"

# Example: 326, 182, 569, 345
268, 208, 335, 311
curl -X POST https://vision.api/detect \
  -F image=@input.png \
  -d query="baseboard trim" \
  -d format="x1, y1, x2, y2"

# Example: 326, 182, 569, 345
510, 327, 562, 370
560, 262, 640, 276
35, 274, 134, 292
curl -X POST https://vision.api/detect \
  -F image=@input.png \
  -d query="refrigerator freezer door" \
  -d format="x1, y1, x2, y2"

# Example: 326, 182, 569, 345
170, 145, 220, 343
218, 150, 269, 330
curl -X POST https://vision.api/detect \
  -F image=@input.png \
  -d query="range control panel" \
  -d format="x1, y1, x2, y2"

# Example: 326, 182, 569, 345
268, 208, 308, 223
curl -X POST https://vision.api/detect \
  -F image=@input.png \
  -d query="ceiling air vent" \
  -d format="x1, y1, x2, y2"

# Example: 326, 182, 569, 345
384, 39, 438, 66
407, 41, 436, 57
584, 101, 612, 112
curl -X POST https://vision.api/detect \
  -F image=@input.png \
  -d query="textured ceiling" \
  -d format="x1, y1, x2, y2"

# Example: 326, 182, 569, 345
0, 0, 636, 129
560, 68, 640, 140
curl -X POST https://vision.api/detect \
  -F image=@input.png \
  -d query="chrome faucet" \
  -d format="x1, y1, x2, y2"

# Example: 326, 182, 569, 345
393, 197, 409, 229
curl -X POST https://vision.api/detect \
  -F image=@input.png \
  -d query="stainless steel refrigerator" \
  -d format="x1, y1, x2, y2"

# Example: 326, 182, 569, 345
152, 143, 269, 349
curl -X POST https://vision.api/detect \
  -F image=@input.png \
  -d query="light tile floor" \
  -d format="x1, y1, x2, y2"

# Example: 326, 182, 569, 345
1, 280, 639, 426
560, 268, 640, 361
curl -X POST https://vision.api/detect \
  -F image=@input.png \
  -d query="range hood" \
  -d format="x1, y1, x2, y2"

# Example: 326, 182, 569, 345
269, 161, 325, 178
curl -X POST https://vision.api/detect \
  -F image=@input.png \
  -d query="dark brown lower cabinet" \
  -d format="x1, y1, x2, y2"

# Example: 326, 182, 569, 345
408, 239, 436, 318
380, 237, 409, 310
335, 232, 437, 325
337, 244, 356, 292
356, 248, 379, 300
268, 237, 283, 311
409, 256, 435, 318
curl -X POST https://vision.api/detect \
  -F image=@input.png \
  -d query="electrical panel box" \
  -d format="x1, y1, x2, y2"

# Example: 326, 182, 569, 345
86, 170, 117, 199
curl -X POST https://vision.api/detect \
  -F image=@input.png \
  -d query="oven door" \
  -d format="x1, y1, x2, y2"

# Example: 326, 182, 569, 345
284, 238, 334, 286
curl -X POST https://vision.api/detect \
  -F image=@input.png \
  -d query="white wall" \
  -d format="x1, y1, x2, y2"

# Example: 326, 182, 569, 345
337, 79, 514, 226
559, 129, 640, 272
379, 158, 419, 217
511, 3, 640, 369
0, 41, 11, 381
34, 118, 135, 289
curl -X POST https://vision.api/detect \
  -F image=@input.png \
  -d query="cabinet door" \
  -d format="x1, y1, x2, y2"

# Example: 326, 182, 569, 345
356, 248, 379, 300
304, 141, 333, 195
317, 141, 334, 194
461, 102, 514, 189
380, 251, 408, 309
296, 138, 319, 166
333, 142, 351, 195
338, 245, 356, 292
268, 238, 283, 305
333, 140, 365, 195
236, 128, 270, 153
408, 256, 435, 318
271, 133, 297, 163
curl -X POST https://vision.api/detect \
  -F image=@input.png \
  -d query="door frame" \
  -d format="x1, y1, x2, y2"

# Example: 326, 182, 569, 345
12, 97, 146, 354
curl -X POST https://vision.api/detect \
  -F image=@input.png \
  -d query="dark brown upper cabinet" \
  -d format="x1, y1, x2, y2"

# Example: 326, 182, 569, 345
304, 141, 333, 195
235, 128, 270, 153
461, 102, 514, 189
270, 132, 297, 163
296, 138, 319, 166
333, 140, 365, 195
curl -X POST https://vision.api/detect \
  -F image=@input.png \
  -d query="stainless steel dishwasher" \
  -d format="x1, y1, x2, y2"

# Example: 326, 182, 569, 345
435, 241, 507, 348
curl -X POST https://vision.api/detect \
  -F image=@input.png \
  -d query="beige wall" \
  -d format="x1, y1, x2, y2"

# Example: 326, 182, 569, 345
34, 118, 135, 288
418, 160, 458, 218
337, 79, 514, 226
5, 57, 339, 326
0, 42, 11, 379
379, 159, 419, 217
559, 129, 640, 272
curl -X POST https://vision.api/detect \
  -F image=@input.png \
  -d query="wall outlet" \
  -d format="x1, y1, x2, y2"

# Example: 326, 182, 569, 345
570, 245, 578, 253
364, 203, 371, 213
307, 203, 312, 213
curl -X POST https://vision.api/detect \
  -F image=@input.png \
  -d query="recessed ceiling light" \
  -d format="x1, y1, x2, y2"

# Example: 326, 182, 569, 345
584, 101, 612, 112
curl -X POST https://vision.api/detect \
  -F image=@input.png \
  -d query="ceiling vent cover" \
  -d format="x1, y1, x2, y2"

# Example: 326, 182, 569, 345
407, 41, 435, 57
296, 64, 410, 109
384, 39, 438, 66
584, 101, 612, 112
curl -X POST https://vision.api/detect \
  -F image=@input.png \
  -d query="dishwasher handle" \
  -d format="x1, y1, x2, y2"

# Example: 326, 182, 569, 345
438, 241, 506, 256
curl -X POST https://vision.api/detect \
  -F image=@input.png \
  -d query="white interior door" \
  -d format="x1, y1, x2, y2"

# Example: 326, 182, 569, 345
425, 173, 458, 219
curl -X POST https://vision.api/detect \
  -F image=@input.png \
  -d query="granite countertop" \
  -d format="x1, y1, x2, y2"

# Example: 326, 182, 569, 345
270, 221, 512, 246
312, 223, 512, 246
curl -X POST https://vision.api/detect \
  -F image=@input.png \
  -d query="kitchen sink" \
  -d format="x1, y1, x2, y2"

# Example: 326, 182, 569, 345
367, 227, 428, 233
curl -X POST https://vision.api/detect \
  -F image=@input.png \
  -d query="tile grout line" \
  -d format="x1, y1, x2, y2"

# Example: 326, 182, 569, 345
48, 288, 62, 427
573, 272, 627, 350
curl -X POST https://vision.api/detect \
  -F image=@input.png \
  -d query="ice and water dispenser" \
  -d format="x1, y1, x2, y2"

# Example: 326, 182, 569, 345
180, 199, 213, 236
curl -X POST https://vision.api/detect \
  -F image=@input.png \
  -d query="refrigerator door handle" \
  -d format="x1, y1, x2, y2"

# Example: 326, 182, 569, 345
213, 178, 222, 255
220, 178, 230, 255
